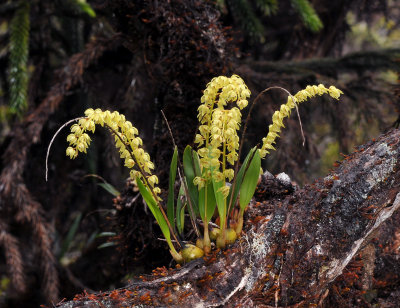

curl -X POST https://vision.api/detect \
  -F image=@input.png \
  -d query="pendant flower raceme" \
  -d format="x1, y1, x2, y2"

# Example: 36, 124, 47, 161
259, 84, 344, 158
66, 108, 161, 196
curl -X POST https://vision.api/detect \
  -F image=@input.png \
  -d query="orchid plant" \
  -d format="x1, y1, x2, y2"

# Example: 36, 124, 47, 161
61, 75, 343, 263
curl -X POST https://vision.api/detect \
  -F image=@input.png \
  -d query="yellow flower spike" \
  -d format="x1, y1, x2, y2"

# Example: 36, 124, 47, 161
260, 84, 343, 159
66, 108, 161, 198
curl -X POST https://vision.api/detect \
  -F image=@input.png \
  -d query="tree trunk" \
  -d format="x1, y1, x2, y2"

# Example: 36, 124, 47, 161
56, 128, 400, 308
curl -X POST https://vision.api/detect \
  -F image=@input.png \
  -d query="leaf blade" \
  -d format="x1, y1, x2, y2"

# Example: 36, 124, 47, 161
183, 145, 200, 215
199, 181, 216, 224
167, 146, 178, 230
176, 183, 186, 235
212, 178, 226, 228
98, 182, 120, 197
227, 147, 257, 212
136, 178, 172, 249
239, 149, 261, 210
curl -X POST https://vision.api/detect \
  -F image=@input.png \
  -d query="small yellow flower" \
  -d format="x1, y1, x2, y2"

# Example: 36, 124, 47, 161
66, 147, 77, 159
197, 148, 209, 158
193, 176, 206, 189
130, 170, 141, 179
213, 171, 224, 182
76, 142, 87, 153
124, 158, 135, 168
224, 169, 234, 181
70, 124, 82, 135
67, 134, 77, 145
153, 187, 161, 195
147, 175, 159, 186
328, 86, 343, 99
237, 99, 248, 109
218, 185, 230, 198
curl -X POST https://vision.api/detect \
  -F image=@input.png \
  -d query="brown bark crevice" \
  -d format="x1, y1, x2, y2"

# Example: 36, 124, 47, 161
56, 128, 400, 307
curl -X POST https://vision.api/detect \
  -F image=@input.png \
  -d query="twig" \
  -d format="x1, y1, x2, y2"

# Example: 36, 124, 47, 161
160, 110, 201, 237
45, 117, 85, 182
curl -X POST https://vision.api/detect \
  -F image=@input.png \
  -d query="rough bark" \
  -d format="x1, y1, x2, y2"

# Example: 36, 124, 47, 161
56, 128, 400, 307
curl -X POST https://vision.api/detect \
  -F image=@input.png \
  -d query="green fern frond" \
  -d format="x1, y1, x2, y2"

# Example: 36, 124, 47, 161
255, 0, 278, 16
226, 0, 264, 41
291, 0, 323, 32
8, 1, 30, 116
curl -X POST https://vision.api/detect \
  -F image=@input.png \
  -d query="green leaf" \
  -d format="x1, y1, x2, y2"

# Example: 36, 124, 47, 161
75, 0, 96, 17
136, 178, 172, 249
239, 149, 261, 210
198, 181, 216, 224
227, 147, 257, 211
97, 242, 117, 249
96, 232, 117, 238
167, 146, 178, 229
212, 178, 226, 228
183, 145, 200, 215
98, 182, 120, 197
176, 183, 186, 235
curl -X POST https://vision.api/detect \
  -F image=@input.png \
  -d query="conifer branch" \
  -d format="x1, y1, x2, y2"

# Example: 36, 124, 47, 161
8, 0, 30, 116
